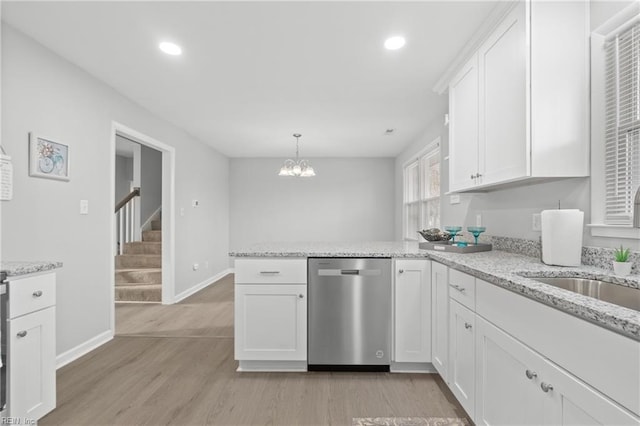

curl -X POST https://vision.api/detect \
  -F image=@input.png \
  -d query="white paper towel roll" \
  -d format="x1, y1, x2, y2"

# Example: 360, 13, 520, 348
541, 209, 584, 266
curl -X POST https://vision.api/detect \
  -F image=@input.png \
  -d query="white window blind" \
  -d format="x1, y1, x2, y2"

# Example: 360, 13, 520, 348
605, 21, 640, 224
403, 142, 440, 240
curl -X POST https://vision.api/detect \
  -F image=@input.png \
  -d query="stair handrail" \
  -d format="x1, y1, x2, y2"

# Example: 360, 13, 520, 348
115, 187, 141, 255
115, 187, 140, 213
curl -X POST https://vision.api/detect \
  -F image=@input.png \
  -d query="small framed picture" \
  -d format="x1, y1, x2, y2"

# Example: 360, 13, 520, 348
29, 133, 69, 181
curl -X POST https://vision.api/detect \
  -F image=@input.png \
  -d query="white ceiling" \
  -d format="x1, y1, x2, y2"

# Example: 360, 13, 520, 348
2, 1, 498, 158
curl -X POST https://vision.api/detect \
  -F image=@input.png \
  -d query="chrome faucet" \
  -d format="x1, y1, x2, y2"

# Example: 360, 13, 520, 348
634, 186, 640, 228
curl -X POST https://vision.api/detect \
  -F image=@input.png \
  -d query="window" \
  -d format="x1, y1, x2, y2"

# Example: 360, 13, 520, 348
403, 140, 441, 240
604, 21, 640, 225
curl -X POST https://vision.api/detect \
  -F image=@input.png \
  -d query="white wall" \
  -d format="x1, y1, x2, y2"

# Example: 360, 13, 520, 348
229, 158, 395, 251
140, 144, 162, 224
1, 24, 230, 357
114, 155, 133, 203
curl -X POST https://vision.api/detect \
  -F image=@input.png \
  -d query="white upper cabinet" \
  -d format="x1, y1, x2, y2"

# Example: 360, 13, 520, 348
448, 0, 589, 192
449, 54, 479, 192
478, 2, 527, 187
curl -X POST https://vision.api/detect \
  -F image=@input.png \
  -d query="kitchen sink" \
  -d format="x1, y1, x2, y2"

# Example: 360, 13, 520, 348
531, 277, 640, 311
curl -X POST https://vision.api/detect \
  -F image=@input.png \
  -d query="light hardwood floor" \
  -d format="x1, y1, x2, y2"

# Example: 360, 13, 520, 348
41, 274, 469, 426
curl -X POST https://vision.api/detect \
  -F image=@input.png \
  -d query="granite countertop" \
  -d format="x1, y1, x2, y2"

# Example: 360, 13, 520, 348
230, 242, 640, 341
1, 260, 63, 277
229, 241, 432, 258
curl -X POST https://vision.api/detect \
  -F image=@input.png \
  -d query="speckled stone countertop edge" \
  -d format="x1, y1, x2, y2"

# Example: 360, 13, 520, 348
229, 243, 640, 341
1, 261, 63, 277
420, 251, 640, 342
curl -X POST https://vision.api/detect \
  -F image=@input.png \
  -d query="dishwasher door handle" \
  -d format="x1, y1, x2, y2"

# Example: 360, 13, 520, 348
341, 269, 359, 275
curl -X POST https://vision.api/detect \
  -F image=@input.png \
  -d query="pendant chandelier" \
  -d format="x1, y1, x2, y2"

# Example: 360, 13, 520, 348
278, 133, 316, 177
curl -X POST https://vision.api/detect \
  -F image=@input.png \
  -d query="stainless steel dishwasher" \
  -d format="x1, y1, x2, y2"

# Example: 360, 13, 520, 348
308, 258, 392, 371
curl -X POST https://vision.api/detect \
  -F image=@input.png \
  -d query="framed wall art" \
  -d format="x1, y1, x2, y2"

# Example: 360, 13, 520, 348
29, 133, 70, 181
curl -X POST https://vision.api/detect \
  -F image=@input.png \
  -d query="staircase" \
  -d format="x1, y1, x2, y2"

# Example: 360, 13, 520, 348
115, 219, 162, 302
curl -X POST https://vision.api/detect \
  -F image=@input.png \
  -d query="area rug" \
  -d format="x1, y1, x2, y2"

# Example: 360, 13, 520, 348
352, 417, 470, 426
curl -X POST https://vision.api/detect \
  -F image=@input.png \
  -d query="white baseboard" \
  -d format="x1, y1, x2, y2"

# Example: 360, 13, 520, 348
172, 268, 233, 303
237, 360, 307, 372
56, 329, 113, 369
390, 362, 437, 373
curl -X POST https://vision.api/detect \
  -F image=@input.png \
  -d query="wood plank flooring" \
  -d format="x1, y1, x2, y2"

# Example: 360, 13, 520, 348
41, 274, 469, 426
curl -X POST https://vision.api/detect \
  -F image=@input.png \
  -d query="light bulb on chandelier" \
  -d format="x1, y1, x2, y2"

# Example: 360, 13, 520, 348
278, 133, 315, 177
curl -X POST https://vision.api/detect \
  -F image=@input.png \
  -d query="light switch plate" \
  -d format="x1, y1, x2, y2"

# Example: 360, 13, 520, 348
80, 199, 89, 215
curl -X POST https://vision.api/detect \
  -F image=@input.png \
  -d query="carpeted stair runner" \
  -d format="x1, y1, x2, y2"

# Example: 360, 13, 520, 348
115, 219, 162, 302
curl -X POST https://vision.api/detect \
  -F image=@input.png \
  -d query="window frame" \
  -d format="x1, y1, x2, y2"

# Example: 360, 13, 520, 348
589, 3, 640, 240
402, 138, 441, 241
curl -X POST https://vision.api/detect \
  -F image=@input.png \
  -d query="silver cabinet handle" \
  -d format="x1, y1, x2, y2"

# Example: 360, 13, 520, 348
298, 294, 304, 299
32, 290, 43, 297
259, 271, 280, 275
470, 174, 475, 180
398, 269, 404, 274
541, 382, 554, 393
464, 322, 472, 330
477, 173, 483, 178
451, 284, 466, 293
16, 331, 27, 338
525, 370, 538, 380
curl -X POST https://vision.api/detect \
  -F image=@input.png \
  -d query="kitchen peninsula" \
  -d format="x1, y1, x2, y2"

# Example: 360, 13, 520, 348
230, 241, 640, 425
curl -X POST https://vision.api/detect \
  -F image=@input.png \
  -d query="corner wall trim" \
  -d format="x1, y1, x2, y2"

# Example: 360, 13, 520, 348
172, 269, 233, 303
56, 330, 114, 369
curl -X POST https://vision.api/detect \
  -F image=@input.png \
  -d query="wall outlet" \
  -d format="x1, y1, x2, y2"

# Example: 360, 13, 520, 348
180, 207, 185, 217
532, 213, 542, 231
192, 263, 199, 271
476, 214, 482, 227
205, 261, 209, 269
450, 194, 460, 205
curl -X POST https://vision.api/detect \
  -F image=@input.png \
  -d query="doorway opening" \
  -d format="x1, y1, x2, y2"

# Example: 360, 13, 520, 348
110, 122, 175, 333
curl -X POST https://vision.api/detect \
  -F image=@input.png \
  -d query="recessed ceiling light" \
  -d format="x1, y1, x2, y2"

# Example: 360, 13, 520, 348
384, 36, 406, 50
159, 41, 182, 56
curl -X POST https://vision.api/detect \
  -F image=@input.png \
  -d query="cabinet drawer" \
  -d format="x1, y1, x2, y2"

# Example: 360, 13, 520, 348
8, 273, 56, 319
235, 258, 307, 284
449, 269, 475, 309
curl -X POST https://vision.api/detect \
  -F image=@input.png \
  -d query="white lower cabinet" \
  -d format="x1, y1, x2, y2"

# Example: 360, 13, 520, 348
4, 271, 57, 421
431, 262, 448, 380
8, 307, 56, 420
394, 259, 431, 363
449, 299, 475, 419
234, 284, 307, 361
475, 316, 546, 426
476, 316, 639, 425
542, 357, 640, 426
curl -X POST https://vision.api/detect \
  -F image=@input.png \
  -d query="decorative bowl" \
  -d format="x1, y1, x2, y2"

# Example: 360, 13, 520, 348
418, 228, 452, 242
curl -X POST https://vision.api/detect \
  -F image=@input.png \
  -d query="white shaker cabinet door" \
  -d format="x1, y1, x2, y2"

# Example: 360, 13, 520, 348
449, 53, 479, 192
475, 316, 545, 426
542, 358, 640, 426
478, 1, 527, 186
8, 306, 56, 420
431, 262, 449, 381
449, 299, 475, 419
394, 259, 431, 363
235, 284, 307, 361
